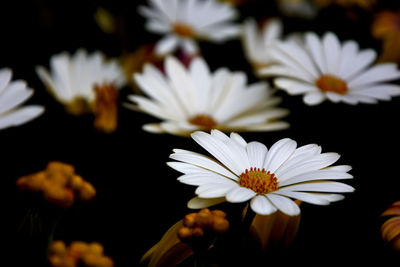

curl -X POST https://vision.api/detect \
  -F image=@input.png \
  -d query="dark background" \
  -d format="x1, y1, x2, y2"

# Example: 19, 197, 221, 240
2, 0, 400, 266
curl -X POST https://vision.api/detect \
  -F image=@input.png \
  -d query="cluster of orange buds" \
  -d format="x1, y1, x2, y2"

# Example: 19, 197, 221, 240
16, 161, 96, 208
177, 208, 229, 242
49, 241, 113, 267
381, 200, 400, 251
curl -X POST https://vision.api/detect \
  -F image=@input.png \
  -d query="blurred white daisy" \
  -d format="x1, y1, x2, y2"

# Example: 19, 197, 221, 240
0, 68, 44, 130
242, 18, 283, 73
260, 32, 400, 105
36, 49, 126, 132
126, 56, 289, 136
168, 130, 354, 216
138, 0, 241, 56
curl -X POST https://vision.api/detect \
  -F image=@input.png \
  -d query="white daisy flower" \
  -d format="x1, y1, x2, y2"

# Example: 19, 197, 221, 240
168, 130, 354, 216
259, 32, 400, 105
0, 68, 44, 130
242, 18, 283, 72
36, 49, 126, 132
126, 56, 289, 136
138, 0, 241, 56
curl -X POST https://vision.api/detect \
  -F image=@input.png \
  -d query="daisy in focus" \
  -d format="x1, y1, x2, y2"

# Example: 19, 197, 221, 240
168, 130, 354, 216
0, 68, 44, 130
260, 32, 400, 105
138, 0, 241, 56
126, 56, 289, 136
36, 49, 126, 133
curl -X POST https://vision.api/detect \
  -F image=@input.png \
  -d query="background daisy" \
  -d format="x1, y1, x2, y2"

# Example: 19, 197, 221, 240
126, 56, 289, 136
0, 68, 44, 130
138, 0, 241, 55
260, 31, 400, 105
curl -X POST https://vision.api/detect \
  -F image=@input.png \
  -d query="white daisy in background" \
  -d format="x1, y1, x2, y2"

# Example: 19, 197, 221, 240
126, 56, 289, 136
138, 0, 241, 56
242, 18, 283, 73
0, 68, 44, 130
259, 31, 400, 105
36, 49, 126, 132
168, 130, 354, 216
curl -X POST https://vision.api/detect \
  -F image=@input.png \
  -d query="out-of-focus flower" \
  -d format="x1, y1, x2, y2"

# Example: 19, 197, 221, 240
314, 0, 376, 9
49, 240, 114, 267
0, 68, 44, 130
275, 0, 318, 19
168, 130, 354, 216
242, 18, 283, 73
94, 7, 117, 34
138, 0, 241, 56
371, 10, 400, 64
126, 56, 289, 136
260, 32, 400, 105
141, 220, 193, 267
16, 161, 96, 208
381, 201, 400, 251
36, 49, 126, 133
250, 203, 301, 250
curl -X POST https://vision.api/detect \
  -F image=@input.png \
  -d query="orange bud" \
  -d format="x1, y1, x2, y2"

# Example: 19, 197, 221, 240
47, 161, 75, 177
69, 241, 89, 259
192, 227, 204, 238
43, 181, 75, 207
82, 252, 100, 266
88, 242, 104, 256
178, 227, 193, 241
211, 210, 226, 218
212, 217, 229, 234
195, 212, 212, 228
96, 256, 114, 267
70, 175, 84, 191
50, 241, 67, 255
183, 213, 196, 227
79, 182, 96, 201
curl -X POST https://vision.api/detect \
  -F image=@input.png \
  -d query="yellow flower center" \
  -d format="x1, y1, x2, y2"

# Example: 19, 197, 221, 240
189, 114, 218, 129
93, 84, 118, 133
173, 22, 195, 37
316, 74, 348, 95
239, 168, 278, 194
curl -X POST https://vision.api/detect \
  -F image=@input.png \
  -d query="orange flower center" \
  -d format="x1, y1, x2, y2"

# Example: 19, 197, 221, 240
189, 114, 217, 129
239, 168, 278, 194
93, 84, 118, 133
173, 22, 195, 37
316, 74, 348, 95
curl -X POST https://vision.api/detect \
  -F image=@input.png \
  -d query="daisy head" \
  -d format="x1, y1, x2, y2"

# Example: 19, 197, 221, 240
0, 68, 44, 130
260, 32, 400, 105
168, 130, 354, 216
126, 56, 289, 136
36, 49, 126, 132
138, 0, 241, 56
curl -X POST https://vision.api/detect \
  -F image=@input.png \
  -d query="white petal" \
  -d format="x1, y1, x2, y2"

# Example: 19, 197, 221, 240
305, 32, 326, 73
266, 194, 300, 216
246, 141, 268, 168
274, 78, 317, 95
250, 195, 277, 215
226, 187, 257, 203
170, 148, 238, 180
188, 196, 226, 209
279, 169, 353, 187
273, 191, 333, 205
263, 138, 297, 173
180, 38, 199, 55
322, 32, 341, 74
155, 35, 179, 55
303, 91, 326, 105
178, 172, 234, 186
195, 182, 238, 198
0, 81, 33, 114
0, 68, 12, 95
348, 63, 400, 88
281, 181, 355, 193
0, 105, 44, 130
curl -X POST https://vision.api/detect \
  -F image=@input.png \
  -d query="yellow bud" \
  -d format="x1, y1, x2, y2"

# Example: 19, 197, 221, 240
82, 252, 100, 266
195, 212, 212, 228
211, 210, 226, 218
70, 175, 84, 191
69, 241, 89, 259
43, 182, 74, 208
96, 256, 114, 267
177, 227, 193, 241
192, 227, 204, 238
183, 213, 196, 227
47, 161, 75, 176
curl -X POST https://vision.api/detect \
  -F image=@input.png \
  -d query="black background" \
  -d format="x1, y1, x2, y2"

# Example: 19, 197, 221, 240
2, 0, 400, 266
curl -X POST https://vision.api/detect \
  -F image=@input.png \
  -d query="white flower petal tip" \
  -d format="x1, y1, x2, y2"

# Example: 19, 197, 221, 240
263, 31, 400, 105
139, 0, 240, 55
127, 56, 289, 136
187, 197, 226, 209
0, 68, 44, 130
169, 131, 354, 215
